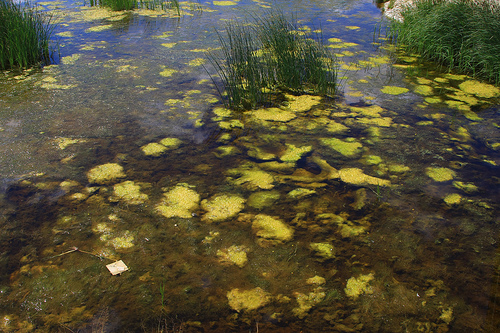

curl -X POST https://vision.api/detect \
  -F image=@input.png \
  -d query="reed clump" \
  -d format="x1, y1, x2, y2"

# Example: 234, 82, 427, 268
387, 0, 500, 84
206, 11, 338, 110
0, 0, 56, 70
89, 0, 181, 14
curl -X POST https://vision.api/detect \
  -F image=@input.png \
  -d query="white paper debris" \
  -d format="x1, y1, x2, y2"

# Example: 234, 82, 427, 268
106, 260, 129, 275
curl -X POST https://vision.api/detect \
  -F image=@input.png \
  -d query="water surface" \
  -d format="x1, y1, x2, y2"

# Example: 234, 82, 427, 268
0, 0, 499, 331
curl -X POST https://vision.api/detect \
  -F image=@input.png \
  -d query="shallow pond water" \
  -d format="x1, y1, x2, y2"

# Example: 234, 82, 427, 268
1, 0, 499, 332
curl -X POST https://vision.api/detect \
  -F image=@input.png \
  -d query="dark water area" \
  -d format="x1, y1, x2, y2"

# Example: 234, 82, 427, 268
0, 0, 499, 332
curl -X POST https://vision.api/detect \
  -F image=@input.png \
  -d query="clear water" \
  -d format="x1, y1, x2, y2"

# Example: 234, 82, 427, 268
1, 0, 499, 331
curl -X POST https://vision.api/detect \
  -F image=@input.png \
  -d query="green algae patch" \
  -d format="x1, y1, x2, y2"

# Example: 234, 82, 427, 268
227, 287, 271, 312
251, 108, 297, 122
141, 142, 168, 157
459, 80, 500, 98
285, 94, 322, 112
425, 96, 442, 104
306, 276, 326, 285
159, 137, 182, 148
287, 188, 316, 199
345, 273, 374, 299
247, 190, 280, 210
426, 167, 456, 182
55, 137, 88, 150
388, 164, 410, 173
356, 117, 393, 127
447, 91, 479, 106
320, 138, 363, 157
214, 0, 238, 5
141, 138, 182, 156
381, 86, 409, 95
338, 168, 390, 186
228, 165, 275, 190
453, 181, 478, 193
110, 231, 134, 249
309, 242, 335, 259
85, 24, 113, 33
61, 53, 81, 65
364, 155, 383, 165
247, 146, 276, 161
293, 289, 326, 318
252, 214, 294, 242
110, 181, 148, 205
201, 194, 246, 222
444, 193, 462, 205
156, 185, 200, 219
87, 163, 126, 185
159, 68, 178, 77
280, 144, 312, 163
414, 85, 433, 96
217, 245, 248, 268
328, 42, 359, 49
349, 104, 384, 118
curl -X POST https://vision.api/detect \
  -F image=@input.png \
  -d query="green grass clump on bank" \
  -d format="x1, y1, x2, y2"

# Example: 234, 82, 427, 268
206, 11, 338, 110
0, 0, 56, 70
387, 0, 500, 84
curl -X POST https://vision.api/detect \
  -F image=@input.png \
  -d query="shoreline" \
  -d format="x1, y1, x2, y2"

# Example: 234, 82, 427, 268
383, 0, 500, 22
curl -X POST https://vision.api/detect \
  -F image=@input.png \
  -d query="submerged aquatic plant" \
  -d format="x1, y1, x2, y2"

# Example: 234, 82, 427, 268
0, 0, 57, 70
387, 0, 500, 84
206, 11, 338, 110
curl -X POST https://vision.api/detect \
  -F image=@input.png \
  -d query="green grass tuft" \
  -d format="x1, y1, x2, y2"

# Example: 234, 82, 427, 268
0, 0, 57, 70
387, 0, 500, 84
206, 11, 338, 110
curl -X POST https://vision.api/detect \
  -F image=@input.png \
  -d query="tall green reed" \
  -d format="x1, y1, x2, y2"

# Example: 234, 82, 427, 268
0, 0, 57, 70
386, 0, 500, 84
206, 11, 338, 110
89, 0, 182, 14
